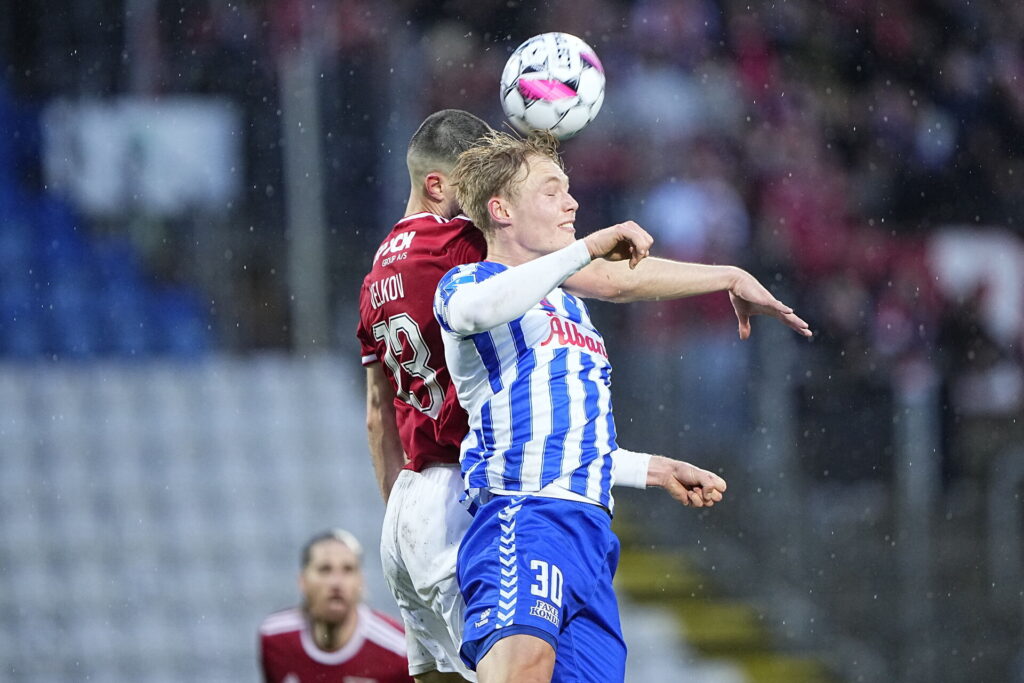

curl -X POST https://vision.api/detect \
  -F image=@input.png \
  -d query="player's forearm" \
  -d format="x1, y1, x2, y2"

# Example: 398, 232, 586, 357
445, 240, 592, 334
365, 364, 406, 501
366, 409, 405, 502
614, 450, 721, 491
610, 448, 652, 488
566, 258, 743, 303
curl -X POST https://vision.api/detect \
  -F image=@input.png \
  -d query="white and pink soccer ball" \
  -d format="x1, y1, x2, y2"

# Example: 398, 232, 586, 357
500, 32, 606, 140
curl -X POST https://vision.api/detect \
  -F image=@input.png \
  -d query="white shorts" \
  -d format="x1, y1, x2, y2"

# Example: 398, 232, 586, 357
380, 465, 476, 680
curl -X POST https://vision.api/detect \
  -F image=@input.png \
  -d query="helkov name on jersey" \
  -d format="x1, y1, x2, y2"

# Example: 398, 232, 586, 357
370, 273, 406, 309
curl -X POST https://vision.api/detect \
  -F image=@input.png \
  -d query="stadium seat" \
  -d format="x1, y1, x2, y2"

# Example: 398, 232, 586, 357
0, 175, 216, 360
0, 357, 390, 682
47, 277, 102, 358
0, 321, 43, 358
0, 218, 33, 280
98, 286, 152, 356
150, 287, 211, 357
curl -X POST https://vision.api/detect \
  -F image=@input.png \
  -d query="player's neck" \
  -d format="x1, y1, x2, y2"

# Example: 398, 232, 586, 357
404, 193, 451, 220
484, 238, 535, 268
309, 612, 358, 652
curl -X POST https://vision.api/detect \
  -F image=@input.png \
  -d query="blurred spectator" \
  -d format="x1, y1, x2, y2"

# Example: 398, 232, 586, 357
2, 0, 1023, 479
259, 529, 412, 683
631, 138, 752, 450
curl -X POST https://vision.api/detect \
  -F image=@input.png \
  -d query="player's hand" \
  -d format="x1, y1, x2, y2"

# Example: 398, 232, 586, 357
728, 271, 812, 340
583, 221, 653, 270
646, 455, 726, 507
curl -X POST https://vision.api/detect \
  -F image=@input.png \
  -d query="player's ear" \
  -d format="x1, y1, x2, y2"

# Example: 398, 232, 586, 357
424, 172, 446, 202
488, 196, 512, 226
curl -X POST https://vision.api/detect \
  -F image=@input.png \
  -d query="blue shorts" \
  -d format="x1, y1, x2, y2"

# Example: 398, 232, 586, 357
457, 495, 625, 682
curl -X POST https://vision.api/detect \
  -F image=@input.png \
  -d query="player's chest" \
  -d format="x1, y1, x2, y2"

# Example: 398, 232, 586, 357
517, 295, 609, 361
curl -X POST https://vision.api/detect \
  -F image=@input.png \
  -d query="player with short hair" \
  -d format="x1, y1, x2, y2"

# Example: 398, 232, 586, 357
434, 130, 726, 682
358, 110, 811, 683
259, 529, 412, 683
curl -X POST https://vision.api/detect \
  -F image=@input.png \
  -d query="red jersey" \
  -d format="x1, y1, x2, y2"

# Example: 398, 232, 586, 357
259, 605, 412, 683
357, 213, 486, 470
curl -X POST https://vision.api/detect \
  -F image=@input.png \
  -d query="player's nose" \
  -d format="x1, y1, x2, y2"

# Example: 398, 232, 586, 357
565, 192, 579, 213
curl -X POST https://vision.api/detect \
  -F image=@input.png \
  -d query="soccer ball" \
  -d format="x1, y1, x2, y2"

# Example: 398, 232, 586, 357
500, 32, 606, 140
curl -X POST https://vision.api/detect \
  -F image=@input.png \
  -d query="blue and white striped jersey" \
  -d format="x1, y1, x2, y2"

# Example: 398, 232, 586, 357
434, 259, 618, 510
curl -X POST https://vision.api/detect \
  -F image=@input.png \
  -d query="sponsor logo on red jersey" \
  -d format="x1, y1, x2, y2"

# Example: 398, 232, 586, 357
373, 231, 416, 266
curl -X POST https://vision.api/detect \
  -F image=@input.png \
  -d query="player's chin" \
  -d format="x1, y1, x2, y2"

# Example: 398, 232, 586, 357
318, 602, 352, 621
553, 230, 576, 249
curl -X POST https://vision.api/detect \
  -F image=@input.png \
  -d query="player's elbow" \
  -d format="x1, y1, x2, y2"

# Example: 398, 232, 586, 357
449, 305, 498, 336
566, 262, 637, 302
365, 402, 391, 438
583, 280, 638, 303
365, 410, 381, 438
602, 285, 640, 303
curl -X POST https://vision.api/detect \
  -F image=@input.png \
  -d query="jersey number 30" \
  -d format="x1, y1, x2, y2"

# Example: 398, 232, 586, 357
372, 313, 444, 418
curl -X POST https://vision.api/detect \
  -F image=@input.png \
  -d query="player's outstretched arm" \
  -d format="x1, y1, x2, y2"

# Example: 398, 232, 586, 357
365, 364, 406, 501
565, 255, 812, 338
441, 242, 592, 336
728, 276, 811, 339
646, 455, 727, 507
440, 226, 651, 337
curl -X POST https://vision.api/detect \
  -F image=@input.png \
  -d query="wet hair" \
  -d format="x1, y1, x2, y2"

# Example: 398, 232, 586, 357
406, 109, 492, 181
450, 129, 563, 233
300, 528, 364, 568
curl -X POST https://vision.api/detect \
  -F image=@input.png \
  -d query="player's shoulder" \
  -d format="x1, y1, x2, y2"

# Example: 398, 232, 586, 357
393, 212, 475, 239
401, 213, 482, 250
358, 606, 407, 656
445, 214, 486, 251
366, 213, 481, 276
439, 259, 506, 288
367, 213, 441, 262
259, 607, 305, 637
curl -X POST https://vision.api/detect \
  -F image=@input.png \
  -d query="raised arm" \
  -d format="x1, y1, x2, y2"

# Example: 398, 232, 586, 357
442, 223, 653, 336
443, 240, 593, 336
563, 238, 812, 338
365, 364, 406, 501
566, 256, 742, 303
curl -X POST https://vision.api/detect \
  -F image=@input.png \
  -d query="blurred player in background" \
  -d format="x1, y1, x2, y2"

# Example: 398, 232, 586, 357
258, 529, 412, 683
358, 110, 811, 682
435, 130, 727, 682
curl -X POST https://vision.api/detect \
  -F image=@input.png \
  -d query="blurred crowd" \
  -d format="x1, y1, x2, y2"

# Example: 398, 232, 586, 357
3, 0, 1023, 479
